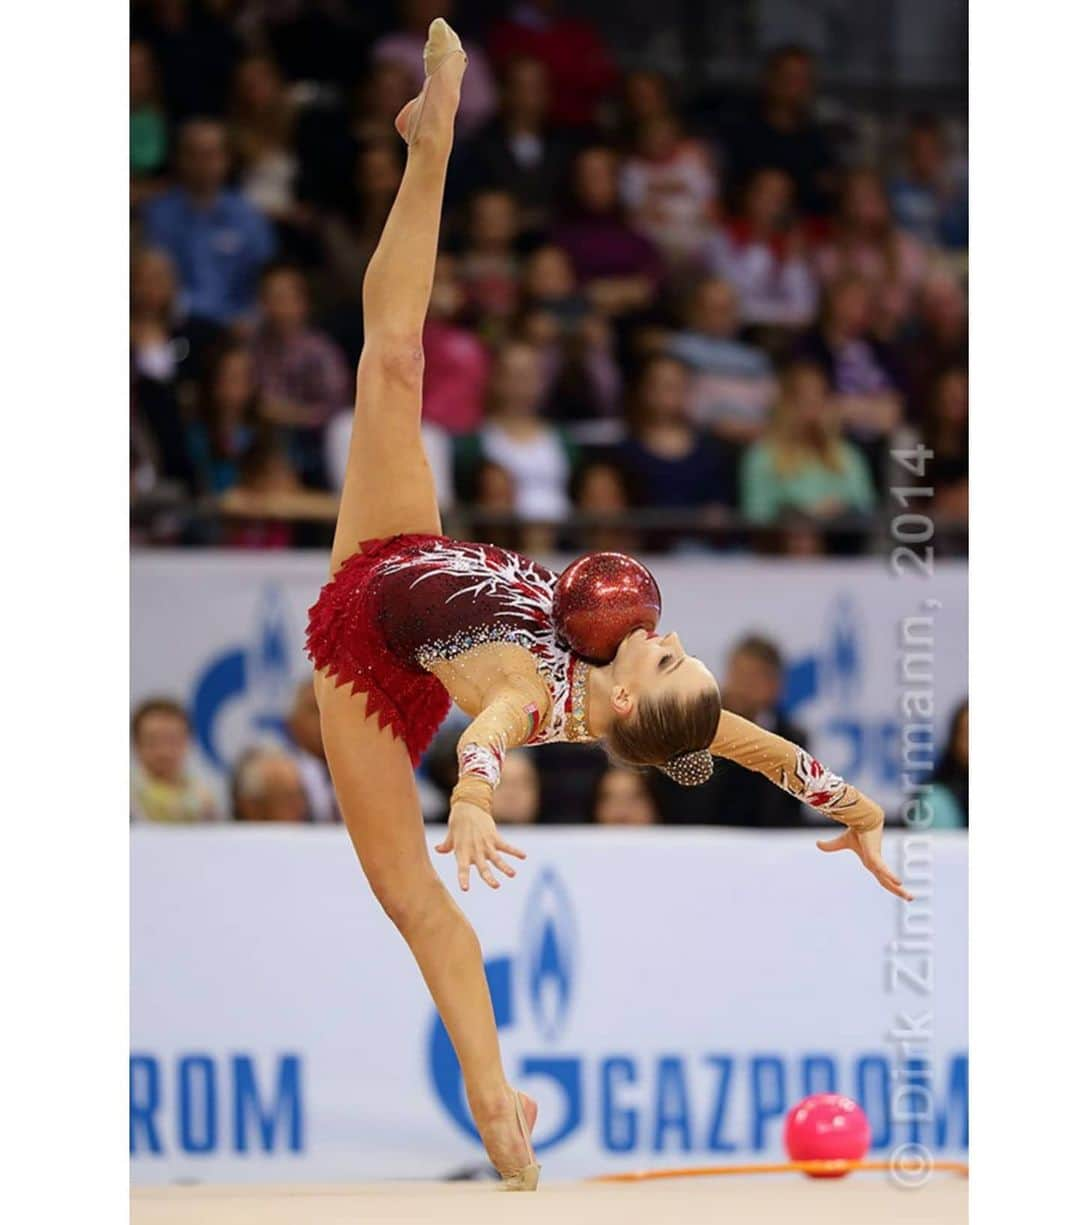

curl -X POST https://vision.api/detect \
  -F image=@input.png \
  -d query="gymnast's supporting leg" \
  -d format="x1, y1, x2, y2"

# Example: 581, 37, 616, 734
318, 22, 535, 1178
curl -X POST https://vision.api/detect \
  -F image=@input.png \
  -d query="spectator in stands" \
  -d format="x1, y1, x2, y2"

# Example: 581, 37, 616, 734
620, 113, 720, 269
518, 248, 623, 424
456, 55, 573, 232
420, 254, 492, 436
816, 169, 931, 330
232, 0, 373, 90
294, 61, 410, 218
462, 459, 520, 551
798, 276, 904, 473
714, 636, 808, 827
232, 747, 310, 822
354, 61, 417, 149
922, 700, 968, 829
130, 41, 168, 191
459, 189, 523, 327
569, 458, 640, 554
488, 0, 620, 128
131, 698, 219, 823
251, 263, 350, 485
491, 751, 542, 825
131, 245, 221, 386
703, 168, 819, 332
740, 361, 876, 527
889, 115, 968, 252
217, 434, 337, 549
286, 679, 338, 823
617, 354, 737, 527
899, 268, 968, 420
374, 0, 498, 137
619, 70, 679, 144
228, 53, 301, 231
187, 341, 265, 494
132, 0, 241, 121
457, 339, 577, 546
722, 44, 837, 216
131, 246, 221, 491
519, 244, 586, 328
589, 767, 661, 825
667, 278, 778, 445
925, 367, 969, 523
319, 142, 404, 309
142, 119, 276, 325
553, 147, 666, 319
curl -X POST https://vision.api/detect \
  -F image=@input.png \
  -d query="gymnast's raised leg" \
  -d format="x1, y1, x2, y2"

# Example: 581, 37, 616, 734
313, 19, 538, 1187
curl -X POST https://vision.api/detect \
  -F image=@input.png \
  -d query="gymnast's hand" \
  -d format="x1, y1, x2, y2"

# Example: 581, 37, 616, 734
436, 803, 527, 892
816, 821, 914, 902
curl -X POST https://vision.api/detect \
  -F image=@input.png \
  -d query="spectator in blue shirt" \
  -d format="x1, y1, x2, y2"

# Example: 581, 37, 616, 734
142, 119, 276, 325
889, 115, 968, 252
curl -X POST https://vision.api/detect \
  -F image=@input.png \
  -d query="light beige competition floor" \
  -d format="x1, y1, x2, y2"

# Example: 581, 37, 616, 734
132, 1176, 967, 1225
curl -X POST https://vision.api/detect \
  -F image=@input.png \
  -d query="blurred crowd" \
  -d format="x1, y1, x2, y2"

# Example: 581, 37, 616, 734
131, 0, 968, 558
131, 634, 969, 829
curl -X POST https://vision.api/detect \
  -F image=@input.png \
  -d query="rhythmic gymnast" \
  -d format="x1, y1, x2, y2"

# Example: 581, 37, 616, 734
308, 18, 911, 1192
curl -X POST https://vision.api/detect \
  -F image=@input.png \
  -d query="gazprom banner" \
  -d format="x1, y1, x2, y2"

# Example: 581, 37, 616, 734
130, 826, 967, 1185
131, 553, 967, 815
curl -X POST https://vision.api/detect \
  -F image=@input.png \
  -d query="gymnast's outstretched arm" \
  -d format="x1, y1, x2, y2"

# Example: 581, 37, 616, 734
711, 710, 913, 900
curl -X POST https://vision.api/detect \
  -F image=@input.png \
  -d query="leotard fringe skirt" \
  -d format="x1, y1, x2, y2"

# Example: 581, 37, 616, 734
306, 533, 453, 768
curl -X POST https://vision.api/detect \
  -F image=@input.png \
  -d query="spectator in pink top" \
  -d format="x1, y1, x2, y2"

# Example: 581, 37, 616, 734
422, 254, 492, 436
373, 0, 498, 137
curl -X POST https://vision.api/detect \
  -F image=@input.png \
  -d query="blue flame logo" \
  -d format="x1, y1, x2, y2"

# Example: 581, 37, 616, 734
522, 869, 576, 1043
191, 584, 297, 773
783, 597, 863, 713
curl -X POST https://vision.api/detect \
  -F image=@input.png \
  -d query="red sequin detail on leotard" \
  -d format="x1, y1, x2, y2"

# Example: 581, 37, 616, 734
306, 533, 599, 767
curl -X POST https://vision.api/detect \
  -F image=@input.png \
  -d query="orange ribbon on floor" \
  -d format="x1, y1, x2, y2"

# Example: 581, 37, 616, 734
592, 1159, 969, 1182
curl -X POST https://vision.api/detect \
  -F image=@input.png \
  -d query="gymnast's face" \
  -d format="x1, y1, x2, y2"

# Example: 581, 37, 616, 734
608, 627, 718, 717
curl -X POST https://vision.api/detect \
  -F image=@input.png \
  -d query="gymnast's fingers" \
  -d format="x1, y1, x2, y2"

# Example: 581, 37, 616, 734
876, 869, 914, 902
488, 850, 516, 879
864, 844, 902, 886
477, 857, 500, 890
435, 834, 452, 854
496, 837, 527, 860
456, 851, 472, 891
815, 832, 851, 853
868, 858, 911, 901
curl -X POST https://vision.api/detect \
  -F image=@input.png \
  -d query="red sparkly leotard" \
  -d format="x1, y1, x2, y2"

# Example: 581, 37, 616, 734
306, 533, 596, 770
307, 532, 886, 833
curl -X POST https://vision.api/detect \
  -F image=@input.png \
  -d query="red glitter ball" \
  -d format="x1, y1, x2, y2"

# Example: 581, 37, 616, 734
552, 552, 662, 663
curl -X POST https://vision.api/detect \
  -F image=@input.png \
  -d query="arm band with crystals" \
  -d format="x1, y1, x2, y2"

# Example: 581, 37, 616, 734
710, 711, 884, 833
450, 685, 546, 817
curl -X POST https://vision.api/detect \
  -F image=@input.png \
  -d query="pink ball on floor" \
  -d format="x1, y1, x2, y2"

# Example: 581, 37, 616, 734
784, 1093, 871, 1178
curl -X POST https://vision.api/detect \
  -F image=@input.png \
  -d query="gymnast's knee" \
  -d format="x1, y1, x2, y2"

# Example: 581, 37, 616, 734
369, 869, 448, 938
361, 335, 425, 390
